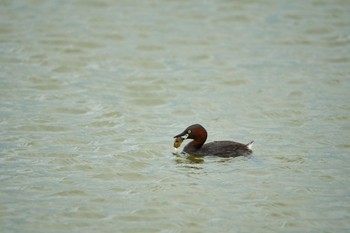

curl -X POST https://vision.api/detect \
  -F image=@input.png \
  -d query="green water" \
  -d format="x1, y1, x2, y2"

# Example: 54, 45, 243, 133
1, 0, 350, 232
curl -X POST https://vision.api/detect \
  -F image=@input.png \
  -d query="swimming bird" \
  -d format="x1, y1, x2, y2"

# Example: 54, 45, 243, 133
173, 124, 253, 157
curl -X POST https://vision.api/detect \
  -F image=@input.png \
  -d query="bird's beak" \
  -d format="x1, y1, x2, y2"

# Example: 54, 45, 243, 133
173, 131, 189, 140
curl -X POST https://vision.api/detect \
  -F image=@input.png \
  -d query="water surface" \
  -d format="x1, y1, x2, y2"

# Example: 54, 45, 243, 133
1, 0, 350, 232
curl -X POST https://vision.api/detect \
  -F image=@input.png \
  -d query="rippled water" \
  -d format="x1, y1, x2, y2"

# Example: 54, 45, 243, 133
1, 0, 350, 232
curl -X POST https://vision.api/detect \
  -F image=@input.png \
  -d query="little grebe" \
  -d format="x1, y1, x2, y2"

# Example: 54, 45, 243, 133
173, 124, 253, 157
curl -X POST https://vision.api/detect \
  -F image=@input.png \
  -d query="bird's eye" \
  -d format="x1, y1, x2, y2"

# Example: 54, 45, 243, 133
188, 130, 191, 134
